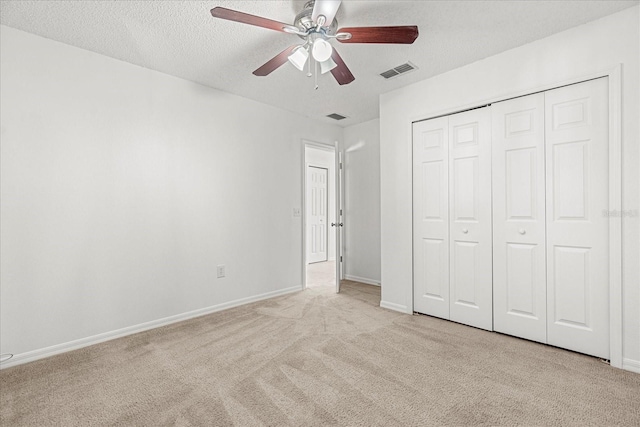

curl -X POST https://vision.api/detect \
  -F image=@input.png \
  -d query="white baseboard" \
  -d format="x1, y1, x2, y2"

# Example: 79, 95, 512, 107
344, 274, 380, 286
622, 358, 640, 374
380, 300, 412, 314
0, 285, 302, 370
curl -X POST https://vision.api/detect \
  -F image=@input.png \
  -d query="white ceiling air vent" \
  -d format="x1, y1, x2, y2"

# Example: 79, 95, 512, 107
327, 113, 347, 121
380, 61, 418, 79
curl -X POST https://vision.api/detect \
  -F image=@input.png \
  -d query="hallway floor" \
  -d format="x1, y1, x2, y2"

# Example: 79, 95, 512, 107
306, 260, 336, 288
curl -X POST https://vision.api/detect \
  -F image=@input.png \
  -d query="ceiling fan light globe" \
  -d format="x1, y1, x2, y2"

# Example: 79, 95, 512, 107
288, 46, 309, 71
312, 39, 333, 62
319, 57, 338, 74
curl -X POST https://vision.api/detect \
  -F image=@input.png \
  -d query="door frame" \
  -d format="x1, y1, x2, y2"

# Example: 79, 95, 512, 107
410, 64, 623, 368
302, 140, 341, 291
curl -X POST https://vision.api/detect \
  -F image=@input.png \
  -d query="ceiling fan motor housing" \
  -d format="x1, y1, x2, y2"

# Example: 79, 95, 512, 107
294, 1, 338, 39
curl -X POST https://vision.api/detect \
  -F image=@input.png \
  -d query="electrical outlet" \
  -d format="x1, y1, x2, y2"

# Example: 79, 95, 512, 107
217, 265, 225, 278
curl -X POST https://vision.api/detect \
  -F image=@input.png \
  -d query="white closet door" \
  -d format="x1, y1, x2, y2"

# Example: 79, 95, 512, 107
449, 107, 493, 331
492, 93, 547, 343
413, 117, 450, 318
545, 78, 609, 359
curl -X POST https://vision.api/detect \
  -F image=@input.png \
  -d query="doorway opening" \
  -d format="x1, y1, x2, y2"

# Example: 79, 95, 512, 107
303, 142, 341, 291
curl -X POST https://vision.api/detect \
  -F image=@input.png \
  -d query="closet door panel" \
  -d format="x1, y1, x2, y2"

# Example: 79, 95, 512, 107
413, 117, 450, 318
449, 107, 492, 331
492, 93, 547, 343
545, 78, 609, 359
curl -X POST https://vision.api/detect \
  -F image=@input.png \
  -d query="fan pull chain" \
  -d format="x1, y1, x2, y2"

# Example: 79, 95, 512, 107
314, 59, 319, 90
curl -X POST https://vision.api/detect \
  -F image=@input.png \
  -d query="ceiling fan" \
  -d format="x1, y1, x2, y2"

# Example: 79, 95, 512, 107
210, 0, 419, 86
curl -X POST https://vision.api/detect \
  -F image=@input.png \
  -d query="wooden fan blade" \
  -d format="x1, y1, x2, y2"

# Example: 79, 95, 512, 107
337, 26, 419, 44
330, 49, 355, 85
312, 0, 342, 26
211, 7, 289, 33
253, 45, 298, 76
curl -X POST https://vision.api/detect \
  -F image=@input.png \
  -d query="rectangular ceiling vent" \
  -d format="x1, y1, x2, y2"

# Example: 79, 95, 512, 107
380, 61, 418, 79
327, 113, 347, 121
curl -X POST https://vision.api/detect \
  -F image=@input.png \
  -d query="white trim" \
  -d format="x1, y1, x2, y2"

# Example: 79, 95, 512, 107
622, 358, 640, 374
0, 285, 302, 370
607, 64, 623, 369
380, 300, 412, 314
344, 274, 380, 286
409, 65, 624, 369
336, 149, 344, 288
307, 162, 330, 169
304, 140, 335, 152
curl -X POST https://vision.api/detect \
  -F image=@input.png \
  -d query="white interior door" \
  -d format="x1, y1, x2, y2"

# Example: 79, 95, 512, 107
336, 151, 343, 293
307, 166, 328, 264
492, 93, 547, 343
449, 107, 493, 331
545, 78, 609, 359
413, 116, 450, 318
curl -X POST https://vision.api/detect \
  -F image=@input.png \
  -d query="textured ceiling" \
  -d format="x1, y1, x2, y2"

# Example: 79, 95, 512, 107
1, 0, 637, 127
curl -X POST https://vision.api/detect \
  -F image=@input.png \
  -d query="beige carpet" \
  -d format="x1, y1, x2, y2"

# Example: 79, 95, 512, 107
1, 282, 639, 426
306, 260, 336, 288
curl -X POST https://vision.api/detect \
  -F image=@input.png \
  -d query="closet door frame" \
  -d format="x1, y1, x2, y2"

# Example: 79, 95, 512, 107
410, 64, 623, 368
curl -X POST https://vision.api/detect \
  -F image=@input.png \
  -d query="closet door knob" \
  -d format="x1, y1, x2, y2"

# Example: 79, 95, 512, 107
462, 229, 468, 234
519, 229, 526, 235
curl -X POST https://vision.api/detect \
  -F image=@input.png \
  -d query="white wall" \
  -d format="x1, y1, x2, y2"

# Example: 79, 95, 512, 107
379, 7, 640, 370
305, 145, 336, 261
0, 26, 342, 364
343, 119, 381, 285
